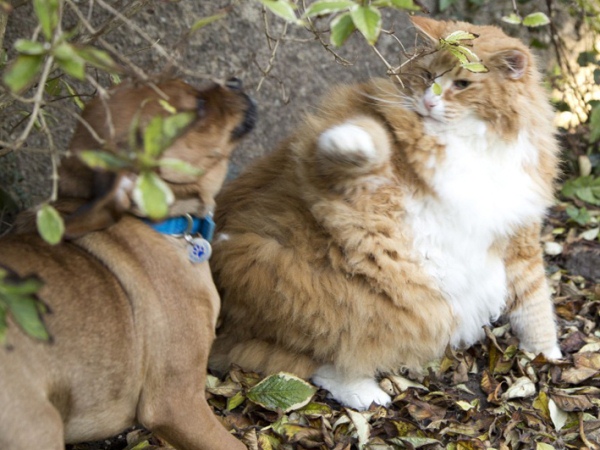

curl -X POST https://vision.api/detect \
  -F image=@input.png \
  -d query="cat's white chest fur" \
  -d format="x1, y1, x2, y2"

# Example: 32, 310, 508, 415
407, 117, 547, 347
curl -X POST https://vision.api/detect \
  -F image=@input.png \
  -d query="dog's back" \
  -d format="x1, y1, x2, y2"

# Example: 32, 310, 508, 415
0, 227, 141, 445
0, 77, 254, 450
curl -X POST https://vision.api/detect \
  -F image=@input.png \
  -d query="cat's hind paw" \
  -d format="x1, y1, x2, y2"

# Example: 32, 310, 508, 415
312, 365, 392, 411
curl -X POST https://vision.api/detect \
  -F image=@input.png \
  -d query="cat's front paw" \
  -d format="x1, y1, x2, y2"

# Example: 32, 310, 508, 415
312, 365, 392, 411
520, 342, 563, 361
318, 123, 378, 162
542, 345, 563, 361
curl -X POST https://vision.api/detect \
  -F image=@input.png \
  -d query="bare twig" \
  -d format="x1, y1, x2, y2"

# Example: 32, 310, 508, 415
257, 8, 289, 92
371, 45, 404, 87
301, 0, 352, 67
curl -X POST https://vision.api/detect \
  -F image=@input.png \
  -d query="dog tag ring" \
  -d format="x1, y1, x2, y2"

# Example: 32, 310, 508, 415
187, 237, 212, 263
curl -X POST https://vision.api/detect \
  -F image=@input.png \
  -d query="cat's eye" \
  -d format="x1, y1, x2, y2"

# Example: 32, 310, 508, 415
453, 80, 471, 90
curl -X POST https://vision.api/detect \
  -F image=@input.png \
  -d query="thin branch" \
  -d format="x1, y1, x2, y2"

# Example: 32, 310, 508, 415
257, 12, 288, 92
371, 45, 404, 87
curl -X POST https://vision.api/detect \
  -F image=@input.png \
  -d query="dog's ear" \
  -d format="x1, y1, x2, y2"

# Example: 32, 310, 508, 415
64, 172, 133, 239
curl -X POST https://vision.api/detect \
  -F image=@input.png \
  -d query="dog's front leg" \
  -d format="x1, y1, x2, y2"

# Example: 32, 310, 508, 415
136, 321, 245, 450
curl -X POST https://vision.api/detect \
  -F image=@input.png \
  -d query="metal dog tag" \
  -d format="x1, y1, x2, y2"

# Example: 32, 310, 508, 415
188, 237, 212, 263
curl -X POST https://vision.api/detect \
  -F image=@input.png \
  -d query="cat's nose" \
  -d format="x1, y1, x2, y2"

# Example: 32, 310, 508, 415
424, 98, 437, 111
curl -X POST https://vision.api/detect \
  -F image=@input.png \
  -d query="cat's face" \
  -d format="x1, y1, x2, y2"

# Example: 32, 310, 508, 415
403, 17, 536, 138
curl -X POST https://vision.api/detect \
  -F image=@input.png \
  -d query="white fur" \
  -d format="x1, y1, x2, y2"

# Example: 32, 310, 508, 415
318, 123, 377, 161
406, 114, 548, 347
312, 365, 391, 411
215, 233, 230, 242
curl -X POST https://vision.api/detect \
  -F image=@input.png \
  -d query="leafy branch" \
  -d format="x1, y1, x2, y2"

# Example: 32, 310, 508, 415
0, 268, 50, 345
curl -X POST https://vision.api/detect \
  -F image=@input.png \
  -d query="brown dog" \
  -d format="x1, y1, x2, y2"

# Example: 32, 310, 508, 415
0, 78, 255, 450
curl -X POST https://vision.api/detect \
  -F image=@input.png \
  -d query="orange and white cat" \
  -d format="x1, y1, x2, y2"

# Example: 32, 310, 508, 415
209, 16, 562, 410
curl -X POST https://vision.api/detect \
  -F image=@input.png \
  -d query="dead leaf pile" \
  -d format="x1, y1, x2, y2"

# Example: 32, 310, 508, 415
69, 202, 600, 450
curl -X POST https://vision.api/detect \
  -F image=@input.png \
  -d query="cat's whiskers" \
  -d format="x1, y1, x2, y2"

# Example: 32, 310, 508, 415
359, 92, 416, 111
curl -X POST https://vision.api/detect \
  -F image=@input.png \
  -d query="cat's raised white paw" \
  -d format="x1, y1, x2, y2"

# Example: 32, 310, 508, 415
318, 123, 377, 161
312, 365, 391, 411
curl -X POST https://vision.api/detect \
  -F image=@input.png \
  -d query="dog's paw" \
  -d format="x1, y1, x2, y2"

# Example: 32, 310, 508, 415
312, 365, 391, 411
318, 123, 377, 162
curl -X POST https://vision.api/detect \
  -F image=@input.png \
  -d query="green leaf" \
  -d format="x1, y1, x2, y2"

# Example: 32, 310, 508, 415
577, 51, 598, 67
132, 171, 174, 220
432, 82, 442, 95
303, 0, 354, 17
75, 46, 119, 72
298, 402, 333, 416
453, 44, 479, 61
566, 205, 591, 226
444, 30, 478, 44
36, 204, 65, 245
78, 150, 130, 171
350, 5, 382, 46
247, 372, 317, 413
14, 39, 48, 55
227, 391, 246, 411
445, 46, 469, 64
0, 271, 50, 342
44, 77, 61, 96
158, 99, 177, 114
389, 0, 421, 11
61, 80, 85, 110
143, 116, 165, 158
190, 12, 227, 32
561, 176, 600, 206
129, 441, 151, 450
142, 111, 195, 159
33, 0, 60, 41
439, 0, 457, 11
594, 69, 600, 85
159, 158, 203, 177
3, 54, 44, 93
501, 13, 522, 25
54, 43, 86, 80
522, 12, 551, 28
0, 305, 7, 343
161, 112, 196, 149
330, 12, 356, 48
258, 0, 299, 23
461, 61, 489, 73
4, 294, 49, 341
589, 103, 600, 143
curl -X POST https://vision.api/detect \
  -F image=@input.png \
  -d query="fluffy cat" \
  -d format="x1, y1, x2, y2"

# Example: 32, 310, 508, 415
209, 16, 562, 410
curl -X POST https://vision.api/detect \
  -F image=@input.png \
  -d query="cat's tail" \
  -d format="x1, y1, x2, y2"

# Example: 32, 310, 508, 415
308, 116, 394, 188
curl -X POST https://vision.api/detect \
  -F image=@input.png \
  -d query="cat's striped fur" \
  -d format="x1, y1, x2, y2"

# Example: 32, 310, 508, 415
209, 17, 561, 410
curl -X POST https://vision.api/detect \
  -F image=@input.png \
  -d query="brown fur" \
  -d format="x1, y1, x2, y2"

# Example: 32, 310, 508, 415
0, 79, 254, 449
209, 17, 560, 409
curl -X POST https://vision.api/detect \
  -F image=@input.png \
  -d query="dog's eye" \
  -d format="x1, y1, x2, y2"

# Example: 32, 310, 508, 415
225, 77, 243, 91
453, 79, 471, 90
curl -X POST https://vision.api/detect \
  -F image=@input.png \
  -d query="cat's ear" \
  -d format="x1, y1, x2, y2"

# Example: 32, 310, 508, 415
491, 49, 529, 80
410, 16, 443, 45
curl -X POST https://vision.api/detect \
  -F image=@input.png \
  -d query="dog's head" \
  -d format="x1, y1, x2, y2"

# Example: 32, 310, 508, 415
60, 78, 256, 237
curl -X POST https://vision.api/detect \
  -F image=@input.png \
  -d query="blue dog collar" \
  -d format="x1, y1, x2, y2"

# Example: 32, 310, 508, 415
144, 214, 215, 242
144, 214, 215, 264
